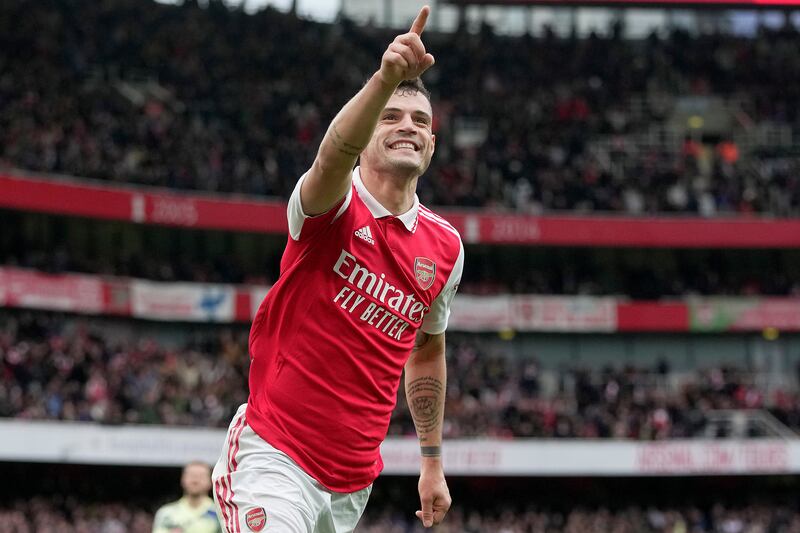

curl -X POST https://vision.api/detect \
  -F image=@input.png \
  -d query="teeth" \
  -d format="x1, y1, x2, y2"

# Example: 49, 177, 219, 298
390, 142, 416, 150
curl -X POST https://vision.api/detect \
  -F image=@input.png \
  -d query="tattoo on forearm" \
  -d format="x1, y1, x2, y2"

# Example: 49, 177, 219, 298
421, 446, 441, 457
329, 123, 364, 157
413, 331, 432, 351
332, 124, 364, 150
407, 376, 443, 437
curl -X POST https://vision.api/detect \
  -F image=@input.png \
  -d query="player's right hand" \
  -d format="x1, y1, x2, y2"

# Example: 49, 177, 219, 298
379, 5, 435, 87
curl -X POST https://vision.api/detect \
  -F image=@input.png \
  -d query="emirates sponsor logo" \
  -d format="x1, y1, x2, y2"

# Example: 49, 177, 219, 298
245, 507, 267, 532
333, 249, 428, 322
354, 225, 375, 245
414, 257, 436, 290
332, 248, 430, 341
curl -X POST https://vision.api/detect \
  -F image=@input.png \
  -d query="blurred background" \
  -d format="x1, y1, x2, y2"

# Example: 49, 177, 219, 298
2, 0, 800, 531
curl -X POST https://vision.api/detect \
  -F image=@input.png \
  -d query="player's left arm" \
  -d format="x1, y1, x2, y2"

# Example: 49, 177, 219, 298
405, 330, 451, 528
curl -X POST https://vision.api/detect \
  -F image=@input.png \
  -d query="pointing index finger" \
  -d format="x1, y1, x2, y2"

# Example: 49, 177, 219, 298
410, 5, 430, 36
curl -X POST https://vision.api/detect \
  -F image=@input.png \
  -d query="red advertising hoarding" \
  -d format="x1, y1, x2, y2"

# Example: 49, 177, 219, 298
3, 172, 800, 248
0, 173, 287, 234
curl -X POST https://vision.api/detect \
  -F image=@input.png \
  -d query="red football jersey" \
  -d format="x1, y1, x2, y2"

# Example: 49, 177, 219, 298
246, 168, 463, 492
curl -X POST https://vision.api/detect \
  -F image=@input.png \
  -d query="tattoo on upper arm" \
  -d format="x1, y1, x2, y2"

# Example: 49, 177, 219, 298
406, 376, 443, 437
329, 123, 364, 157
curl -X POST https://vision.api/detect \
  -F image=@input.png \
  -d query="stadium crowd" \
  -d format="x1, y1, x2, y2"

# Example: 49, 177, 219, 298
3, 312, 799, 439
0, 499, 152, 533
0, 312, 248, 427
2, 499, 800, 533
2, 0, 800, 215
359, 504, 800, 533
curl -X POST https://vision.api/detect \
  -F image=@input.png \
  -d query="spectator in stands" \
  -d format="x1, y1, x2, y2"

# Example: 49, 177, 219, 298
152, 461, 221, 533
0, 312, 248, 427
4, 311, 797, 441
0, 313, 800, 440
1, 0, 799, 216
5, 499, 800, 533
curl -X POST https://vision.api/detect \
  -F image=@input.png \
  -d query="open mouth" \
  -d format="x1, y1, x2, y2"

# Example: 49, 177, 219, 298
388, 140, 419, 151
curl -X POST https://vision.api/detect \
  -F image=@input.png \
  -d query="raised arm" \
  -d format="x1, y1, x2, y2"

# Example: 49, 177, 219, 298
405, 330, 451, 528
300, 6, 435, 215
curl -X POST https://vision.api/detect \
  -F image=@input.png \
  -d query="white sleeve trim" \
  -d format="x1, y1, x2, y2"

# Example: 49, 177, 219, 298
421, 240, 464, 335
287, 172, 353, 241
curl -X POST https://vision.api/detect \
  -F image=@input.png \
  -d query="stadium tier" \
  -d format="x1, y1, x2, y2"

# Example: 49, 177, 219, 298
4, 500, 800, 532
3, 310, 800, 454
1, 0, 800, 215
3, 469, 800, 532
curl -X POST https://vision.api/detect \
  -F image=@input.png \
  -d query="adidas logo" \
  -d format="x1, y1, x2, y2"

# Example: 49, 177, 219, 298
354, 225, 375, 245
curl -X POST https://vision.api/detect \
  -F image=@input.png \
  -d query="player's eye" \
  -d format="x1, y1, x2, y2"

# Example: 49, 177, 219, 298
383, 113, 397, 121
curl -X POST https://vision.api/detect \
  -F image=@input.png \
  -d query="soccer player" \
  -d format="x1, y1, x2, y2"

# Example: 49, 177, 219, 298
213, 6, 463, 532
153, 461, 221, 533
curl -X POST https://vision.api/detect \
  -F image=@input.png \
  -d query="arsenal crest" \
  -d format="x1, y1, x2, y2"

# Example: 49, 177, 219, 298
414, 257, 436, 290
245, 507, 267, 532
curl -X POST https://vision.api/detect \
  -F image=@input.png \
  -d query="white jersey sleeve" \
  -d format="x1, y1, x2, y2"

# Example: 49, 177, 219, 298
421, 240, 464, 335
287, 172, 353, 241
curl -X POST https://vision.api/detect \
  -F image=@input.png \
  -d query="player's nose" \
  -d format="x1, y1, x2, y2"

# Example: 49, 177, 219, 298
395, 113, 418, 133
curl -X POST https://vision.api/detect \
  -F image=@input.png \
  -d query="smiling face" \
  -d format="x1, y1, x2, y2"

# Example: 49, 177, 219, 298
360, 88, 435, 178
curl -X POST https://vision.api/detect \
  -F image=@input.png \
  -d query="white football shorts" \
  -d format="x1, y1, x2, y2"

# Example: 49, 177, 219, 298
212, 404, 372, 533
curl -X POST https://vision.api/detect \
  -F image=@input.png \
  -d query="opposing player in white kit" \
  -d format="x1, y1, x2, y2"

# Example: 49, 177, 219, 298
213, 6, 463, 532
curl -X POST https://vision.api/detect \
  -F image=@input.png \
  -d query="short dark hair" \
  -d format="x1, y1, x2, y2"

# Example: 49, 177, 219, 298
396, 78, 431, 102
183, 460, 211, 472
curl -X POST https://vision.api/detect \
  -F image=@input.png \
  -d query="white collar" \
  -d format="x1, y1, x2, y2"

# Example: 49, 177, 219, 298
353, 167, 419, 233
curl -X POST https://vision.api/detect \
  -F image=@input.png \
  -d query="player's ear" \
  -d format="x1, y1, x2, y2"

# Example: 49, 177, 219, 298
430, 134, 436, 154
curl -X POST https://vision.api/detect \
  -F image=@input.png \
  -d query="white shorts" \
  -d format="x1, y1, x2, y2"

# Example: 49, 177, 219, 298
212, 404, 372, 533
